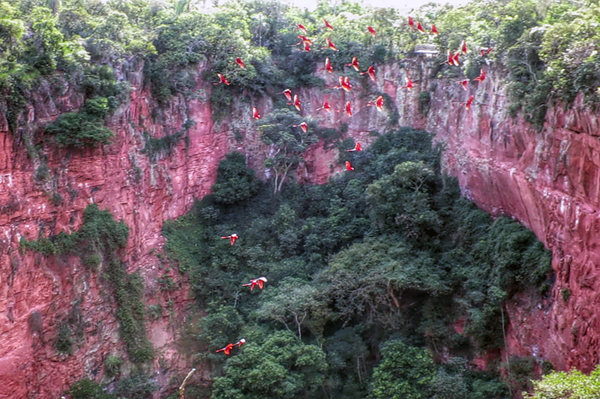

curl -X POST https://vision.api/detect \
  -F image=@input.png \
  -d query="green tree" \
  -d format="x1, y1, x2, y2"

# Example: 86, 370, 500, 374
526, 366, 600, 399
212, 152, 260, 205
369, 340, 436, 399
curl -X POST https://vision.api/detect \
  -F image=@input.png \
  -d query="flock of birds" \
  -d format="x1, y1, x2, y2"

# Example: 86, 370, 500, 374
212, 15, 492, 357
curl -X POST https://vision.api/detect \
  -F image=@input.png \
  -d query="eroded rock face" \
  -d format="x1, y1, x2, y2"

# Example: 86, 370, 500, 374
0, 56, 598, 397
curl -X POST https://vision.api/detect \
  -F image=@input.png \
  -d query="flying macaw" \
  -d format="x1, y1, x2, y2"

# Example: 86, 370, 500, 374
215, 73, 230, 85
474, 68, 486, 82
317, 101, 332, 112
343, 76, 353, 91
416, 21, 426, 33
462, 95, 474, 110
252, 107, 261, 120
367, 95, 384, 112
347, 142, 362, 152
221, 234, 239, 245
293, 122, 308, 133
243, 277, 268, 291
367, 26, 376, 36
458, 80, 469, 91
278, 89, 293, 102
441, 50, 455, 66
303, 41, 311, 52
324, 37, 338, 51
401, 77, 413, 90
345, 101, 353, 117
345, 161, 354, 171
431, 24, 439, 35
453, 50, 460, 66
461, 40, 468, 54
297, 23, 308, 33
480, 47, 493, 56
288, 94, 301, 111
324, 19, 334, 30
361, 66, 376, 82
235, 57, 245, 69
321, 57, 333, 73
216, 343, 235, 355
408, 16, 415, 30
346, 57, 360, 71
297, 35, 313, 46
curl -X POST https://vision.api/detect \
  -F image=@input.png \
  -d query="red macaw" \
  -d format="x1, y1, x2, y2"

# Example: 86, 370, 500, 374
416, 21, 426, 33
221, 234, 239, 245
297, 23, 308, 33
441, 49, 455, 66
367, 95, 384, 112
215, 73, 230, 85
431, 24, 439, 35
324, 37, 338, 51
303, 41, 311, 52
345, 101, 353, 117
347, 142, 362, 152
461, 40, 468, 54
235, 57, 245, 69
453, 50, 460, 66
361, 66, 376, 82
343, 76, 352, 91
216, 343, 235, 355
408, 16, 415, 30
324, 19, 334, 30
401, 77, 413, 90
458, 80, 468, 91
346, 57, 360, 71
243, 277, 268, 291
345, 161, 354, 171
293, 122, 308, 133
317, 101, 332, 112
367, 26, 376, 36
321, 57, 333, 73
474, 68, 486, 82
252, 107, 261, 120
480, 47, 493, 56
297, 35, 313, 45
278, 89, 292, 102
288, 94, 301, 111
462, 95, 474, 110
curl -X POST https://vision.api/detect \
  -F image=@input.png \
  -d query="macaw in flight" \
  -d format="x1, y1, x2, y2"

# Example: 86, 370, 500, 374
346, 57, 360, 71
474, 69, 486, 83
480, 47, 493, 57
293, 122, 308, 133
345, 161, 354, 171
442, 50, 455, 66
235, 57, 245, 69
345, 101, 353, 117
278, 89, 292, 102
401, 77, 413, 90
343, 76, 352, 91
252, 107, 261, 120
453, 50, 461, 66
317, 101, 332, 112
303, 41, 311, 52
458, 80, 469, 91
324, 19, 334, 30
221, 234, 239, 245
416, 22, 426, 33
461, 95, 474, 110
347, 142, 362, 152
408, 16, 415, 30
324, 37, 338, 51
362, 66, 376, 82
297, 35, 313, 45
461, 40, 468, 54
288, 94, 301, 111
367, 26, 376, 36
215, 73, 230, 85
243, 277, 268, 291
320, 57, 333, 73
297, 23, 308, 33
216, 343, 235, 355
367, 95, 384, 112
431, 24, 439, 35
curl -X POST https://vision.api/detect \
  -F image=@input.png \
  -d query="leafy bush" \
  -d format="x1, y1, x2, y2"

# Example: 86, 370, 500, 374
525, 366, 600, 399
212, 152, 260, 205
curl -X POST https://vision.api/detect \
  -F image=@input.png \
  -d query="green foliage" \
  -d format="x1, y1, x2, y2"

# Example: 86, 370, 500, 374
54, 321, 73, 354
67, 379, 113, 399
114, 371, 158, 399
418, 91, 431, 115
142, 130, 184, 162
104, 354, 123, 378
212, 152, 260, 205
369, 340, 436, 399
526, 365, 600, 399
211, 331, 328, 399
20, 236, 56, 255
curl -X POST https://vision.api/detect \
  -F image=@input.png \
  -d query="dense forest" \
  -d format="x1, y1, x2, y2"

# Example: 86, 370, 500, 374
7, 0, 600, 397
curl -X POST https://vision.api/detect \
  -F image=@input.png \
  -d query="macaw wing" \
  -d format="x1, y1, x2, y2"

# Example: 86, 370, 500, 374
258, 280, 264, 289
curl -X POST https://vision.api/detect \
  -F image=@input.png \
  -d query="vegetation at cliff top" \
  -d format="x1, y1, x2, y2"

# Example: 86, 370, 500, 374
162, 127, 553, 398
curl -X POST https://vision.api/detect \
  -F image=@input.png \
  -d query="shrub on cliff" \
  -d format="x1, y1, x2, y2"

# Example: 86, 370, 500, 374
212, 152, 260, 204
525, 365, 600, 399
